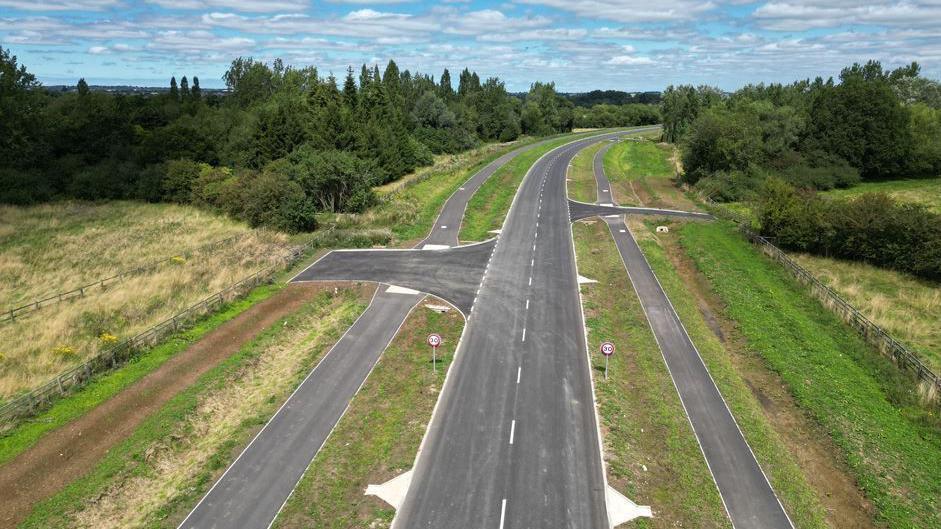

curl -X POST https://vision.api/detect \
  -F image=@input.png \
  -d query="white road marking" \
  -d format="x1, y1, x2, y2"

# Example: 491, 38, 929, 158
522, 328, 526, 342
525, 298, 530, 310
619, 229, 626, 233
528, 276, 532, 286
500, 499, 507, 529
509, 420, 516, 445
440, 225, 447, 229
517, 366, 522, 383
531, 258, 534, 267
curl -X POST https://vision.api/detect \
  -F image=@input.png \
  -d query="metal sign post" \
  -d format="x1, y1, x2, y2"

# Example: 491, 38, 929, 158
600, 341, 615, 380
427, 333, 442, 373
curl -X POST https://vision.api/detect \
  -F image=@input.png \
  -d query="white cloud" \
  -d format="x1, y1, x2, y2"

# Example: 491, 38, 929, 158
606, 54, 654, 65
145, 0, 310, 13
516, 0, 717, 23
0, 0, 119, 10
753, 1, 941, 31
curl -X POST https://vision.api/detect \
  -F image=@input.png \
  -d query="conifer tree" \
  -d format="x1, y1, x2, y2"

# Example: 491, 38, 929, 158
191, 76, 201, 102
77, 78, 89, 96
180, 75, 190, 98
169, 76, 179, 100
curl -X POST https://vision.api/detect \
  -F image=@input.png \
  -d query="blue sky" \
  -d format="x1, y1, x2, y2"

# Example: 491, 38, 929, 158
1, 0, 940, 91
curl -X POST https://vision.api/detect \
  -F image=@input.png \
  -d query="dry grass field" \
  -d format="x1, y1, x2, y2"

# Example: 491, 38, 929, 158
791, 253, 941, 373
0, 201, 289, 400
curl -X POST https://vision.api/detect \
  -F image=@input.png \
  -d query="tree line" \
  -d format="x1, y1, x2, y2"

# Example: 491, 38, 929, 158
662, 61, 941, 201
0, 47, 644, 232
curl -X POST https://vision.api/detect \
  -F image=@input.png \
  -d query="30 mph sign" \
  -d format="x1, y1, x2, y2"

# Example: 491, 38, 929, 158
600, 342, 615, 357
427, 333, 442, 373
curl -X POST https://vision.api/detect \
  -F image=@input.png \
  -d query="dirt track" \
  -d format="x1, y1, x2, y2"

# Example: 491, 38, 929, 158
0, 283, 346, 529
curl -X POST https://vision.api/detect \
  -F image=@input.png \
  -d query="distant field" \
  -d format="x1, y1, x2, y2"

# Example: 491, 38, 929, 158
791, 253, 941, 373
823, 177, 941, 213
0, 201, 288, 400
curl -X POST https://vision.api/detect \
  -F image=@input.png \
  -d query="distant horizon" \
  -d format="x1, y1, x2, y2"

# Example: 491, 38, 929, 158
3, 1, 940, 94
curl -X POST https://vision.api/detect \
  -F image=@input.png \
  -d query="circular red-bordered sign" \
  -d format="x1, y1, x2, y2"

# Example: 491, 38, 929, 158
600, 341, 615, 357
427, 333, 442, 348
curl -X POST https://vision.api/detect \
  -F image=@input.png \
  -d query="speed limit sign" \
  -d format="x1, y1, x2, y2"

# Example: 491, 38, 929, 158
427, 333, 442, 373
600, 341, 615, 380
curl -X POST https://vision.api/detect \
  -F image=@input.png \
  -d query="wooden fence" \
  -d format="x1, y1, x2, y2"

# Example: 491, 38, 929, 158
702, 198, 940, 406
0, 240, 313, 431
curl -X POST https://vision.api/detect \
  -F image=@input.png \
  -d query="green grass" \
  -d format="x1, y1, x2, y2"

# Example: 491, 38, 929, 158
636, 220, 827, 529
823, 177, 941, 213
603, 141, 674, 182
567, 142, 605, 203
273, 302, 465, 529
679, 221, 941, 529
19, 289, 367, 529
0, 283, 282, 467
573, 220, 730, 529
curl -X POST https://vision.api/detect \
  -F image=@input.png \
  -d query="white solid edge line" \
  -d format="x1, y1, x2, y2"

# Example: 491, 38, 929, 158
389, 128, 643, 528
264, 289, 427, 529
565, 135, 626, 529
287, 248, 334, 283
618, 220, 795, 529
179, 284, 384, 529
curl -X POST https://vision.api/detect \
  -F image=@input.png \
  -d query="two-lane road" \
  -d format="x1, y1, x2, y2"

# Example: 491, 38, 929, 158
396, 130, 652, 527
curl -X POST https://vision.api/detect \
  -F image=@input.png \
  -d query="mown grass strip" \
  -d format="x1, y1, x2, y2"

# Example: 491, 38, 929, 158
635, 219, 827, 529
679, 220, 941, 529
567, 142, 604, 203
573, 220, 730, 529
0, 283, 282, 467
19, 288, 368, 529
273, 301, 464, 529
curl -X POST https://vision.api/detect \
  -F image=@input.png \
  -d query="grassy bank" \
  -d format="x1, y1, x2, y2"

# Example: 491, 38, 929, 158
791, 252, 941, 373
273, 300, 464, 529
567, 142, 605, 203
822, 176, 941, 213
0, 201, 288, 399
573, 220, 730, 529
633, 219, 829, 529
19, 286, 371, 529
680, 221, 941, 529
602, 141, 697, 210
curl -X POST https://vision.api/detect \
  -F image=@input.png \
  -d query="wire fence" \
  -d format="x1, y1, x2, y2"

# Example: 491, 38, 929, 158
1, 233, 247, 324
0, 237, 316, 431
701, 197, 940, 407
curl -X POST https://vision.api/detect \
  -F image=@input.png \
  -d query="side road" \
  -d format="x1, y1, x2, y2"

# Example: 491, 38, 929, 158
588, 148, 794, 529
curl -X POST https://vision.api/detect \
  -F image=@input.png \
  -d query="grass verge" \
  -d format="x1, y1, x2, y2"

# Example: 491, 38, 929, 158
567, 142, 605, 203
19, 286, 370, 529
573, 220, 730, 529
633, 218, 828, 529
679, 220, 941, 529
272, 300, 464, 529
0, 283, 281, 467
602, 141, 697, 210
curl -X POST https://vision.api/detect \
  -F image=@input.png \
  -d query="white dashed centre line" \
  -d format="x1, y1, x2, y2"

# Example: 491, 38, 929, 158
509, 420, 516, 445
517, 366, 522, 383
525, 298, 530, 310
528, 276, 532, 286
521, 327, 526, 342
499, 499, 507, 529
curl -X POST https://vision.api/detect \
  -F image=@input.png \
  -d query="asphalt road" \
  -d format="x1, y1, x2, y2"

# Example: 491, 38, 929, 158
394, 130, 652, 528
588, 145, 794, 529
292, 240, 496, 314
177, 133, 607, 529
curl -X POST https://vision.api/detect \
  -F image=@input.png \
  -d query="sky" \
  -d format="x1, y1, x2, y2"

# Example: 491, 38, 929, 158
1, 1, 940, 92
